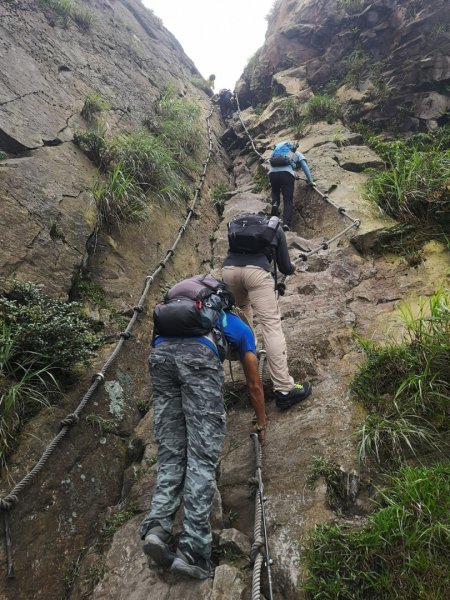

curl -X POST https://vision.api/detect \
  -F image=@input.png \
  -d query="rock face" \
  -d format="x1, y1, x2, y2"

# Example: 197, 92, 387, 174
1, 2, 449, 600
0, 0, 208, 297
238, 0, 450, 131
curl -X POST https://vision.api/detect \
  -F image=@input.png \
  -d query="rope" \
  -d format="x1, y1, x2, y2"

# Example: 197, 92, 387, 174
0, 102, 216, 576
250, 433, 274, 600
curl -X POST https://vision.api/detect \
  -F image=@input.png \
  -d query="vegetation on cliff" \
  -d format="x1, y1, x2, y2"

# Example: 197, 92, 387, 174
304, 462, 450, 599
0, 281, 101, 462
74, 87, 201, 230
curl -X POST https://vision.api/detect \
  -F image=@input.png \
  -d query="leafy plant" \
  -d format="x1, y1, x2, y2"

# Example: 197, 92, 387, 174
81, 93, 110, 122
93, 162, 148, 228
302, 462, 450, 599
101, 507, 136, 541
211, 183, 231, 215
306, 457, 346, 511
352, 291, 450, 465
39, 0, 95, 30
191, 75, 213, 96
0, 151, 6, 160
0, 281, 100, 376
85, 414, 115, 434
73, 130, 107, 169
364, 140, 450, 227
0, 324, 59, 462
301, 94, 342, 125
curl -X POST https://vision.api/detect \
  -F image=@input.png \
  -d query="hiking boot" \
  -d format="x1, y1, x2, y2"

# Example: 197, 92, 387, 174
270, 204, 280, 217
143, 526, 176, 568
282, 224, 291, 232
274, 382, 312, 411
171, 546, 215, 580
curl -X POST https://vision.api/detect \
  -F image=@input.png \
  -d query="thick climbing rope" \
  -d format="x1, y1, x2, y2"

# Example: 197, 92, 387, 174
234, 93, 361, 262
0, 102, 215, 578
250, 432, 274, 600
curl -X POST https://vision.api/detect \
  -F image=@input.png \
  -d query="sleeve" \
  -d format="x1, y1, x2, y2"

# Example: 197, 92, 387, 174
300, 159, 313, 183
223, 313, 256, 360
275, 229, 294, 275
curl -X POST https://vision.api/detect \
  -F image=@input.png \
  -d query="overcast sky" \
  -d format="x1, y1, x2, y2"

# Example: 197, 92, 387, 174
141, 0, 275, 91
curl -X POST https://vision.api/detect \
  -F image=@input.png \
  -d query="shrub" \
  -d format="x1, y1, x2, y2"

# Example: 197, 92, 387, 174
364, 142, 450, 227
107, 133, 188, 202
302, 94, 342, 124
280, 97, 303, 125
352, 291, 450, 465
191, 76, 213, 96
0, 151, 6, 160
39, 0, 95, 30
81, 93, 110, 122
93, 162, 148, 228
153, 87, 202, 175
0, 281, 100, 376
211, 183, 231, 215
0, 324, 58, 462
302, 462, 450, 599
73, 130, 107, 169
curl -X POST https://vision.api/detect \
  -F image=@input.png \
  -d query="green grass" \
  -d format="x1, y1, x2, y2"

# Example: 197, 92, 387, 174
363, 130, 450, 229
211, 183, 231, 215
73, 131, 107, 169
301, 94, 342, 125
101, 507, 136, 541
0, 324, 59, 462
306, 457, 346, 511
75, 87, 200, 230
0, 281, 100, 376
352, 290, 450, 466
81, 93, 110, 122
85, 414, 115, 434
302, 462, 450, 599
39, 0, 95, 30
93, 162, 149, 228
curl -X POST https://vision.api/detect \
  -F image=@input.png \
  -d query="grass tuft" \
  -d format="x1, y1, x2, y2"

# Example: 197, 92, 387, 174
352, 290, 450, 466
302, 462, 450, 599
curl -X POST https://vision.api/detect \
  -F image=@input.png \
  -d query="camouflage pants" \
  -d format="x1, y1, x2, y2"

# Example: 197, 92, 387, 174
139, 340, 225, 560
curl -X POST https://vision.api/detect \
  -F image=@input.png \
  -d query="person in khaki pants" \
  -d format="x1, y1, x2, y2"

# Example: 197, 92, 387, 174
222, 217, 312, 411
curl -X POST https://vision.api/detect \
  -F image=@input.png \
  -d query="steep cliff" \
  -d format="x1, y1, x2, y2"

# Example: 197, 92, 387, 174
1, 1, 449, 600
238, 0, 450, 132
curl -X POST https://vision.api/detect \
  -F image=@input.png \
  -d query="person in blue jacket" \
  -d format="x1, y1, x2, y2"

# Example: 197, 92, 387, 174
268, 141, 315, 230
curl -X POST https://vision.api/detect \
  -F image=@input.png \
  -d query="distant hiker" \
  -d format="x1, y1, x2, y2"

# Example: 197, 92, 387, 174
217, 88, 235, 120
222, 213, 312, 411
206, 73, 216, 90
139, 275, 266, 580
268, 140, 315, 230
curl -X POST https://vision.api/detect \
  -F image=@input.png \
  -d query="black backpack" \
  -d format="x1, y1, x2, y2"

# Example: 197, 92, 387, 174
227, 213, 280, 255
152, 274, 234, 361
227, 213, 281, 290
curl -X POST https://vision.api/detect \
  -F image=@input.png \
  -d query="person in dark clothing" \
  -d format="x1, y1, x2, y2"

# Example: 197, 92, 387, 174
217, 88, 235, 120
269, 141, 315, 230
222, 223, 312, 410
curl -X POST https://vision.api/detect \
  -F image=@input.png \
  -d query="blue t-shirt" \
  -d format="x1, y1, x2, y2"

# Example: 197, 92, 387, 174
154, 312, 256, 360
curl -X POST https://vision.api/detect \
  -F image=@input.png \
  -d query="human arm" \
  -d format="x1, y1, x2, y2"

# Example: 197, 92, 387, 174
241, 351, 267, 444
299, 159, 314, 184
275, 228, 296, 275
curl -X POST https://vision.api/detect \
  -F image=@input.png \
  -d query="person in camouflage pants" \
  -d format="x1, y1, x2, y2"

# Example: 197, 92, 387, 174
139, 340, 226, 576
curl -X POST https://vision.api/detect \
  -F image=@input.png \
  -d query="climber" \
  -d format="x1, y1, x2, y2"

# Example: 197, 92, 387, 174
139, 275, 266, 580
217, 88, 235, 120
206, 73, 216, 90
222, 213, 312, 411
268, 140, 315, 231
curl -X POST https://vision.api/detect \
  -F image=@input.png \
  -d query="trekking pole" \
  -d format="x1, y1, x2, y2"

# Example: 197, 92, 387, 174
250, 432, 274, 600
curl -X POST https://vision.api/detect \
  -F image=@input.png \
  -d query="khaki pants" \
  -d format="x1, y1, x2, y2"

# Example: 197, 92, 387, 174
222, 265, 294, 392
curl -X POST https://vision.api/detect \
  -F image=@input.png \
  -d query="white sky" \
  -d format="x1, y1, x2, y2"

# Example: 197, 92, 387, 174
141, 0, 276, 91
